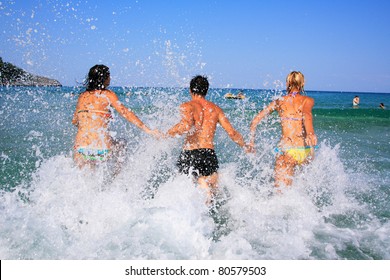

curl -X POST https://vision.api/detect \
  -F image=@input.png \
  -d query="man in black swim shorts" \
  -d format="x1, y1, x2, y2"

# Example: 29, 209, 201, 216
177, 148, 219, 178
166, 75, 251, 204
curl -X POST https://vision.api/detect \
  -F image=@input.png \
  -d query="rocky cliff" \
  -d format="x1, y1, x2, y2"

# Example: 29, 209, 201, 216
0, 57, 62, 87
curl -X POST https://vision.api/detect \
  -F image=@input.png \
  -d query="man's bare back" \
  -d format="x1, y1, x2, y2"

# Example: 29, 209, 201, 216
166, 75, 250, 204
167, 96, 246, 150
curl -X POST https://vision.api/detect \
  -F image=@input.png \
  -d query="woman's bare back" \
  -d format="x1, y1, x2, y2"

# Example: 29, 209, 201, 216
73, 90, 114, 149
277, 94, 309, 147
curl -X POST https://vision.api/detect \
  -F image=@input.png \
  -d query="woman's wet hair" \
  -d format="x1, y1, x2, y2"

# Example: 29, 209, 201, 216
85, 64, 110, 90
190, 75, 209, 96
286, 71, 305, 94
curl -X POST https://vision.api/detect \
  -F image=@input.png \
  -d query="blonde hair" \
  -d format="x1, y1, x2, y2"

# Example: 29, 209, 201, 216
286, 71, 305, 94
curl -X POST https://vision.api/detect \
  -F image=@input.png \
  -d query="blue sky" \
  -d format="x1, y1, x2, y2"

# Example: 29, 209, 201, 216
1, 0, 389, 92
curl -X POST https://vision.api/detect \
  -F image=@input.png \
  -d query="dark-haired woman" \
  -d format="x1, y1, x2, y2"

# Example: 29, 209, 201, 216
72, 65, 160, 168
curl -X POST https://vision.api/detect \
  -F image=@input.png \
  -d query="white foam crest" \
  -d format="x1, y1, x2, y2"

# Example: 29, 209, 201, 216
212, 167, 321, 259
0, 138, 215, 259
291, 142, 388, 259
131, 176, 214, 259
1, 133, 389, 259
208, 142, 389, 259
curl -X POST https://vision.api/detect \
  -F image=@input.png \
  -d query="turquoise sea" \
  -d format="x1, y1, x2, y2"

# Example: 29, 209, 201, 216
0, 86, 389, 259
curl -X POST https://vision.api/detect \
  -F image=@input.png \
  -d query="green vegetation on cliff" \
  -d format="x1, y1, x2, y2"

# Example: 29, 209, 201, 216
0, 57, 62, 86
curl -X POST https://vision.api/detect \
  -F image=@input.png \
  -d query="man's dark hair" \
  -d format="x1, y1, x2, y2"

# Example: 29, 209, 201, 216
85, 64, 110, 90
190, 75, 209, 96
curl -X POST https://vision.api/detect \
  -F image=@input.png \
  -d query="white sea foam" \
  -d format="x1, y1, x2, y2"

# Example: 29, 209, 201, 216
0, 86, 389, 260
0, 138, 388, 259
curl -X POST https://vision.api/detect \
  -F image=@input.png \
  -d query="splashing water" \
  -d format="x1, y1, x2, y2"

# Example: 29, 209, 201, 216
0, 87, 389, 260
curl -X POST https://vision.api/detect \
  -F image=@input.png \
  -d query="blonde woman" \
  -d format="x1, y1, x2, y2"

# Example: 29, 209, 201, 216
249, 71, 317, 188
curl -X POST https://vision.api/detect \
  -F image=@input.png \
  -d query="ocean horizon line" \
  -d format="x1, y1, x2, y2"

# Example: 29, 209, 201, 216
1, 85, 390, 95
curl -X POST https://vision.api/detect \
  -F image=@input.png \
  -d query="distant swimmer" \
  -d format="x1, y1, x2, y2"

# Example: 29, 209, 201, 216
72, 65, 161, 170
237, 91, 245, 99
379, 103, 385, 109
224, 91, 245, 99
249, 71, 317, 190
353, 96, 360, 107
224, 92, 234, 99
166, 75, 252, 204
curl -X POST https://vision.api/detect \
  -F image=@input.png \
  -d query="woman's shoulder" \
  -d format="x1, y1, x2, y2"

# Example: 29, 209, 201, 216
302, 95, 314, 104
99, 89, 116, 96
99, 89, 119, 102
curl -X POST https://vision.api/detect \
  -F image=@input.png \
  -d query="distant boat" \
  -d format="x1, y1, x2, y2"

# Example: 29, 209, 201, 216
224, 92, 245, 99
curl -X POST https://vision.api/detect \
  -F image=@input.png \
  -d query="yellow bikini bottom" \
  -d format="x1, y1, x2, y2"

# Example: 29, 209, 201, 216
275, 146, 317, 164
